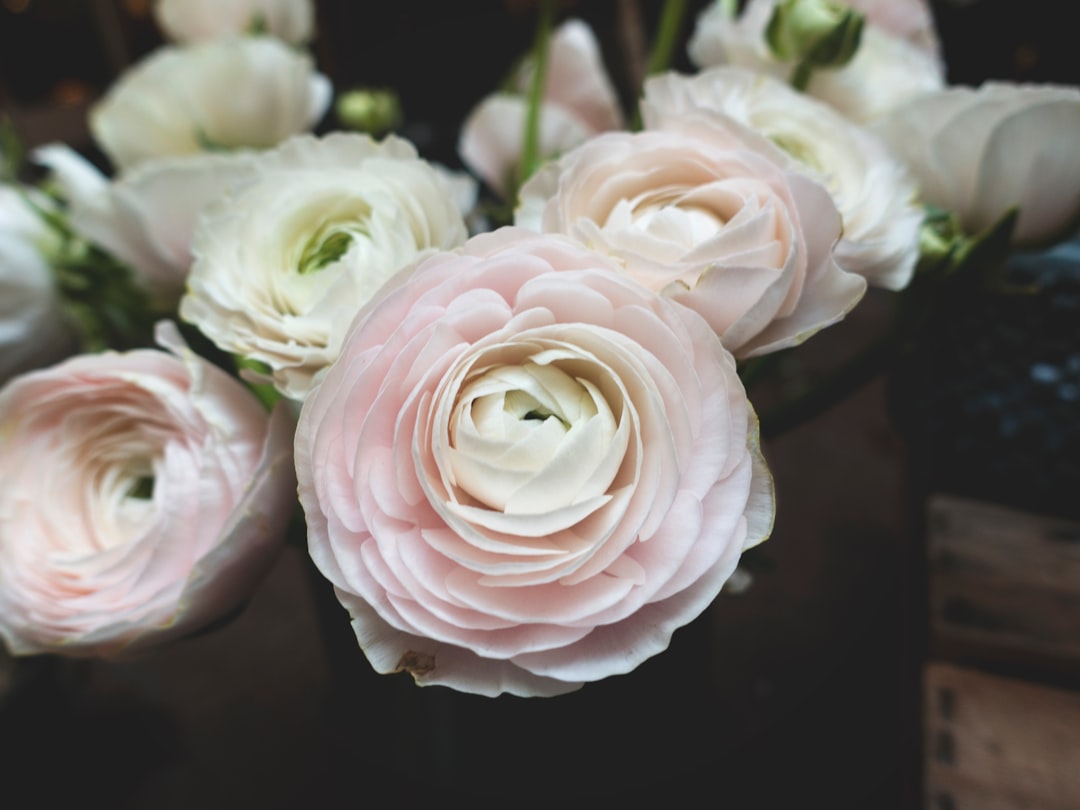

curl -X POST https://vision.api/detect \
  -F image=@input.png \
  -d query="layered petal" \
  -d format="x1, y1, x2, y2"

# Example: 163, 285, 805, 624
0, 322, 295, 657
295, 229, 774, 696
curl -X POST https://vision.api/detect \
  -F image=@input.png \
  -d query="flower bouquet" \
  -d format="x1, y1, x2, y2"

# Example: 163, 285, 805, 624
1, 0, 1078, 798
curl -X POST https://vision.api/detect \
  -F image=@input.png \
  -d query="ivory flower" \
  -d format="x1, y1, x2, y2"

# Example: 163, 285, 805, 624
643, 68, 921, 290
155, 0, 315, 45
295, 229, 774, 697
844, 0, 939, 55
878, 83, 1080, 246
0, 185, 74, 381
688, 0, 944, 124
458, 19, 624, 198
36, 144, 257, 304
180, 133, 469, 400
516, 116, 866, 357
90, 37, 331, 172
0, 323, 296, 657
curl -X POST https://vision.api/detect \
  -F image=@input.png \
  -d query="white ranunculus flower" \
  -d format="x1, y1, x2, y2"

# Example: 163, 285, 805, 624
688, 0, 944, 124
155, 0, 315, 45
0, 186, 75, 382
36, 144, 257, 305
180, 133, 470, 400
878, 83, 1080, 246
90, 37, 331, 172
643, 68, 922, 290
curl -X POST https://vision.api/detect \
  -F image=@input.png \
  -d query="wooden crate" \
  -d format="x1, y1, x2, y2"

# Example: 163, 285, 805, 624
927, 496, 1080, 675
924, 663, 1080, 809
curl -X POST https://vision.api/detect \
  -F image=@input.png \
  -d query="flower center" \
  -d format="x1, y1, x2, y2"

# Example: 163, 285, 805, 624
297, 221, 368, 275
445, 359, 620, 514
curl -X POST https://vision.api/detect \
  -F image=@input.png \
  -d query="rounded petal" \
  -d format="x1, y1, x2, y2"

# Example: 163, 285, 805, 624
296, 229, 775, 696
0, 321, 295, 657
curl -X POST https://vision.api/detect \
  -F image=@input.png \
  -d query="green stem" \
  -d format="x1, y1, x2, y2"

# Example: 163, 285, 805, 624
518, 0, 557, 194
645, 0, 688, 76
790, 60, 813, 91
630, 0, 689, 130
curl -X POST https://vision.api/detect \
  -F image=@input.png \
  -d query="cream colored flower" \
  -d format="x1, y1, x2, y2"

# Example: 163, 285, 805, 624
155, 0, 315, 44
36, 144, 257, 305
688, 0, 944, 124
878, 83, 1080, 246
180, 133, 469, 400
643, 68, 922, 290
0, 185, 74, 382
90, 37, 330, 172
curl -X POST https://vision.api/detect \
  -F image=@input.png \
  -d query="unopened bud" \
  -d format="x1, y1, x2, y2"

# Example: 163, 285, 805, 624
766, 0, 864, 70
336, 88, 403, 136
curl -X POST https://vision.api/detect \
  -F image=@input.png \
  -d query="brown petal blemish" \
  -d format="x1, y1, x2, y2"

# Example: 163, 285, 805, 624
395, 650, 436, 676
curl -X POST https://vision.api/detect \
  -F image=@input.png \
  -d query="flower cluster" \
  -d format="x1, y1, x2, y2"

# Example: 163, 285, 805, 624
1, 0, 1078, 697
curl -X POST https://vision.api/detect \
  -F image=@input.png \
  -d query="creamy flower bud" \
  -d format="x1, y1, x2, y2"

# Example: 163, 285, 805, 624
765, 0, 864, 69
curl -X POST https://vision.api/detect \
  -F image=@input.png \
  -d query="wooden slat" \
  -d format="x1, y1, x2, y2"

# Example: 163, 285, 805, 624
925, 663, 1080, 809
927, 496, 1080, 670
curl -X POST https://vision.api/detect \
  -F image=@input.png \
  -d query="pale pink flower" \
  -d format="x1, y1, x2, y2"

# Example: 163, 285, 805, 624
643, 68, 922, 291
516, 116, 866, 357
458, 19, 624, 198
878, 83, 1080, 246
295, 229, 774, 697
0, 323, 296, 657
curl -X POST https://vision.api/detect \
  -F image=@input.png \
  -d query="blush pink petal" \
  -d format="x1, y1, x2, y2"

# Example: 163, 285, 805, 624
296, 230, 774, 696
0, 322, 295, 657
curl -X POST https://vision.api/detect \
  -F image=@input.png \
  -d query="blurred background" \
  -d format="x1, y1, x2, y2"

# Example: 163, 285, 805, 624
1, 1, 1078, 807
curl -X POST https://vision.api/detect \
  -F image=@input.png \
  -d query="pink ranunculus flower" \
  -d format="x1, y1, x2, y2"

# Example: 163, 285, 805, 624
515, 115, 866, 358
458, 18, 624, 198
0, 322, 296, 657
295, 229, 775, 697
642, 68, 923, 291
877, 82, 1080, 246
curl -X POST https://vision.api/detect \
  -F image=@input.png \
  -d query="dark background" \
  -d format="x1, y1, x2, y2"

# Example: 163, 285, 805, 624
0, 2, 1077, 808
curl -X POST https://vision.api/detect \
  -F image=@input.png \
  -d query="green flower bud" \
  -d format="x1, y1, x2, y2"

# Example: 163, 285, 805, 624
336, 88, 403, 136
766, 0, 864, 70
